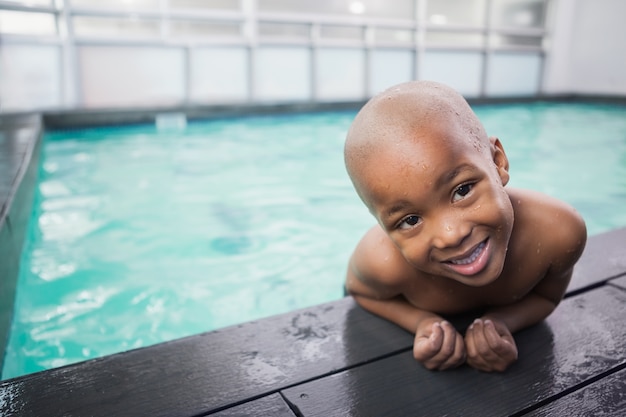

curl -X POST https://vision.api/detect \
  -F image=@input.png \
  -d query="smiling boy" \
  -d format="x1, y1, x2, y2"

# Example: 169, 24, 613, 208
344, 81, 587, 372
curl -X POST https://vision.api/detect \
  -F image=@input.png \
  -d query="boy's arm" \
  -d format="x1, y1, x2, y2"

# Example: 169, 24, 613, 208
346, 227, 466, 370
483, 201, 587, 333
464, 259, 577, 372
345, 225, 436, 332
465, 203, 587, 372
347, 268, 438, 334
347, 267, 467, 370
481, 264, 575, 333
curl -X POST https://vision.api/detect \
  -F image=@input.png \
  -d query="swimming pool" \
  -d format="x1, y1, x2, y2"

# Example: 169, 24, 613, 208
3, 102, 626, 379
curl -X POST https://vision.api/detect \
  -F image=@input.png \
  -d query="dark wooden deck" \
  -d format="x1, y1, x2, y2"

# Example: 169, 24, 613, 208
1, 226, 625, 416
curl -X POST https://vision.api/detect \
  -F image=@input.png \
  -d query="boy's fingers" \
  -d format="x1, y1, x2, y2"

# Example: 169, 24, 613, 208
415, 321, 465, 370
465, 323, 486, 368
466, 319, 518, 372
428, 322, 444, 351
433, 322, 458, 358
484, 320, 507, 353
433, 322, 465, 370
464, 322, 475, 355
425, 322, 448, 368
482, 320, 502, 346
414, 322, 443, 362
435, 321, 455, 354
444, 330, 467, 369
468, 319, 498, 360
484, 320, 518, 360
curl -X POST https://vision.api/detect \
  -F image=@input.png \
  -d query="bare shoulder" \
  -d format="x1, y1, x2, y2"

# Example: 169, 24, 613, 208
508, 188, 587, 269
346, 224, 417, 299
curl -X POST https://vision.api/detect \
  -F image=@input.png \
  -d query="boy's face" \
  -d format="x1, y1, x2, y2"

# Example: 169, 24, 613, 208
354, 117, 514, 287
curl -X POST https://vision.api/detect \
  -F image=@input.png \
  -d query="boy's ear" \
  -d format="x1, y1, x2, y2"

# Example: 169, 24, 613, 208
489, 136, 510, 186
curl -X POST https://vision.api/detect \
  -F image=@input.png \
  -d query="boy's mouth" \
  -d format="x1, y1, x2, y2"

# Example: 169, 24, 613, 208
444, 239, 490, 276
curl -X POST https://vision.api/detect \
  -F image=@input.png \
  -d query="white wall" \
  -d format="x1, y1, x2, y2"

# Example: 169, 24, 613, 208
421, 51, 483, 97
254, 47, 311, 102
316, 48, 365, 101
190, 47, 249, 104
79, 46, 186, 108
544, 0, 626, 95
488, 53, 542, 96
0, 44, 62, 110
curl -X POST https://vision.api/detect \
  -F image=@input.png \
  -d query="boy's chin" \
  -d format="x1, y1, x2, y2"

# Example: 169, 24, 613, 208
450, 270, 501, 287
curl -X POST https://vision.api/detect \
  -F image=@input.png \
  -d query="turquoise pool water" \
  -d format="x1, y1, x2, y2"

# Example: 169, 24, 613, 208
4, 102, 626, 379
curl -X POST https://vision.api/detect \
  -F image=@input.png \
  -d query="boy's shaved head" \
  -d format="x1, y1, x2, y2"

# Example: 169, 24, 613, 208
344, 81, 489, 201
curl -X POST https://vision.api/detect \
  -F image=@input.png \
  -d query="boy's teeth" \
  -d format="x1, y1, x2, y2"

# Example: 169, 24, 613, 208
450, 242, 486, 265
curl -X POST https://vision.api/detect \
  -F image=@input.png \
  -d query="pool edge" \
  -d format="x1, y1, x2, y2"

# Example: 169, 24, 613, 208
0, 114, 43, 371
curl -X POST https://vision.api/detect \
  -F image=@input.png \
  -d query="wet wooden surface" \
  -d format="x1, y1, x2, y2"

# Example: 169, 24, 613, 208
526, 368, 626, 417
282, 285, 626, 416
1, 227, 625, 417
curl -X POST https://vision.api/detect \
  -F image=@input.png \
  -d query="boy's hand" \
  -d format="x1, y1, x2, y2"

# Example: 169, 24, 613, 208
413, 320, 466, 370
464, 318, 518, 372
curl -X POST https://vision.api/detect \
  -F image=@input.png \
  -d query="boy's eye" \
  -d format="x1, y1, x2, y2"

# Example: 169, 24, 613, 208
452, 183, 473, 202
398, 215, 421, 230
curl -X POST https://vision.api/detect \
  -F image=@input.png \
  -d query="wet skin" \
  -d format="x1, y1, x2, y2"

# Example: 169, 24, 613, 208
360, 119, 514, 290
345, 92, 587, 372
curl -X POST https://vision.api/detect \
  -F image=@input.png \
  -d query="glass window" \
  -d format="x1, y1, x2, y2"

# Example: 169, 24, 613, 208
0, 44, 62, 110
369, 49, 414, 95
73, 16, 160, 38
319, 25, 363, 41
190, 47, 249, 103
316, 48, 365, 101
71, 0, 161, 10
0, 0, 52, 5
169, 20, 242, 38
491, 0, 546, 28
426, 0, 486, 27
373, 28, 414, 44
258, 22, 310, 40
491, 34, 543, 47
258, 0, 414, 20
425, 31, 485, 47
79, 46, 185, 107
486, 52, 541, 96
254, 47, 311, 101
421, 51, 483, 97
170, 0, 241, 11
0, 10, 56, 35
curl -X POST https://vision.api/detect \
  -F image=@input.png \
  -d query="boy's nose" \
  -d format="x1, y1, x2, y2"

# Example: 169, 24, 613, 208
430, 217, 470, 249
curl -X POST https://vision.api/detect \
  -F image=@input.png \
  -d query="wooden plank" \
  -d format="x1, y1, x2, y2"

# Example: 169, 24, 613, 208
281, 286, 626, 417
1, 227, 622, 416
209, 393, 296, 417
569, 227, 626, 293
0, 297, 412, 417
525, 367, 626, 417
